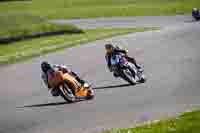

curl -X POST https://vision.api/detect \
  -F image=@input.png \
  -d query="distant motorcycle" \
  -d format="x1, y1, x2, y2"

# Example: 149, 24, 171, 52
47, 70, 94, 103
110, 54, 146, 85
192, 9, 200, 21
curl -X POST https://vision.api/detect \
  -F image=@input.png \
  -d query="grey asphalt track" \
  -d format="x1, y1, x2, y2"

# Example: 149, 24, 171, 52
50, 15, 193, 29
0, 16, 200, 133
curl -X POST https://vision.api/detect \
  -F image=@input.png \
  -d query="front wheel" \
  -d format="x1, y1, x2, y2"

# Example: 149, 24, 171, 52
86, 88, 95, 100
59, 81, 76, 103
139, 74, 146, 83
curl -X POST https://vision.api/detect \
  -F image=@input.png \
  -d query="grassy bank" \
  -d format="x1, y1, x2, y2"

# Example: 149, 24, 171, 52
0, 13, 82, 41
0, 0, 199, 19
105, 110, 200, 133
0, 27, 157, 64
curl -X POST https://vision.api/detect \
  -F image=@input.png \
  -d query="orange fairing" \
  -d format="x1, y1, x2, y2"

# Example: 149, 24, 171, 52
62, 73, 79, 91
48, 71, 90, 97
76, 87, 89, 97
62, 73, 89, 97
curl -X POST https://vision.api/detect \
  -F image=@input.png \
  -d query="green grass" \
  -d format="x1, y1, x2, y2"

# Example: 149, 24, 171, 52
0, 0, 199, 19
0, 13, 82, 40
104, 110, 200, 133
0, 27, 157, 64
0, 0, 28, 2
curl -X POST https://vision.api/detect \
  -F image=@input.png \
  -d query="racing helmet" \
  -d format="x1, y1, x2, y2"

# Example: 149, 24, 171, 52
41, 61, 52, 73
193, 8, 198, 12
105, 43, 114, 54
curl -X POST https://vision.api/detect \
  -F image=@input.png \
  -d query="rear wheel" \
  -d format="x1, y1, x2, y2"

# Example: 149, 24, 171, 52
121, 69, 136, 85
59, 81, 76, 103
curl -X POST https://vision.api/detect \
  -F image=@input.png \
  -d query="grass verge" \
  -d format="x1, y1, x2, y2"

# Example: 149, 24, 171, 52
0, 0, 199, 19
0, 27, 157, 65
0, 0, 29, 2
0, 13, 82, 42
104, 110, 200, 133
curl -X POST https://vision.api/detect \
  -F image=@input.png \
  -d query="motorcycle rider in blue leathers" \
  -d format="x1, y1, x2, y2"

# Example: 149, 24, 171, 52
192, 8, 200, 20
105, 43, 141, 78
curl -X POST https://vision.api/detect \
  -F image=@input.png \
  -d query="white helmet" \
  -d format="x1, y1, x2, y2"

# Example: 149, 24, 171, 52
193, 8, 198, 11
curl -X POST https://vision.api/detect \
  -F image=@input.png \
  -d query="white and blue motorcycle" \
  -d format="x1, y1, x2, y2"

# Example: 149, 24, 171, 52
110, 54, 146, 85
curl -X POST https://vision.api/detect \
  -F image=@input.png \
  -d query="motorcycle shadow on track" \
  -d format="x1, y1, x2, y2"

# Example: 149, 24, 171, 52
93, 83, 135, 90
19, 83, 141, 108
18, 101, 71, 108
